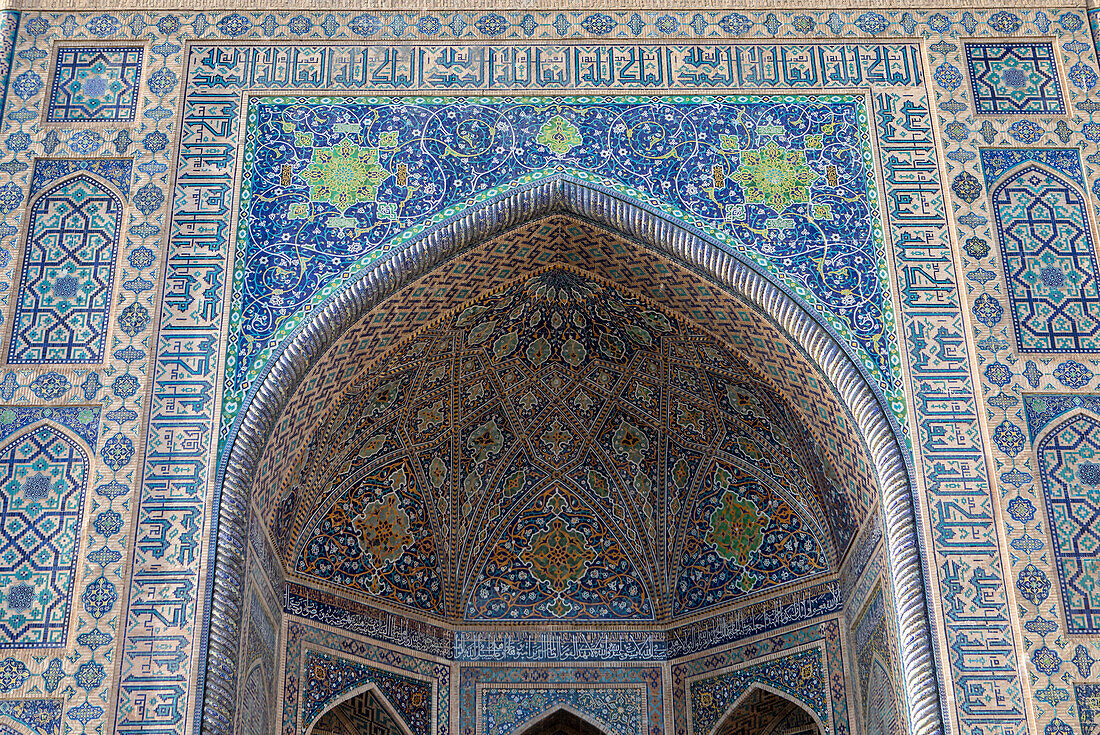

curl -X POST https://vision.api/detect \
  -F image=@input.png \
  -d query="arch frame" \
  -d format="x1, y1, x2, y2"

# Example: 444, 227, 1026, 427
1031, 408, 1100, 635
505, 703, 615, 735
302, 681, 416, 735
197, 175, 943, 735
988, 159, 1100, 356
0, 418, 94, 650
705, 681, 826, 735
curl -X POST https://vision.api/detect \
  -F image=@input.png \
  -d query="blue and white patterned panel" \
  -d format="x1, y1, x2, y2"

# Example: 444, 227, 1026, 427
46, 46, 143, 123
7, 174, 123, 364
983, 150, 1100, 353
0, 426, 87, 648
965, 42, 1066, 115
1037, 414, 1100, 634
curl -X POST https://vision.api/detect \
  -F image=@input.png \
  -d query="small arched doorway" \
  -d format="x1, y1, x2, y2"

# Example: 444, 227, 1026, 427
712, 687, 821, 735
306, 687, 412, 735
514, 708, 607, 735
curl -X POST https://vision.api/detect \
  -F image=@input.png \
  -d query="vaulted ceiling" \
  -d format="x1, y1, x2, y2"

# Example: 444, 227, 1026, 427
271, 266, 851, 623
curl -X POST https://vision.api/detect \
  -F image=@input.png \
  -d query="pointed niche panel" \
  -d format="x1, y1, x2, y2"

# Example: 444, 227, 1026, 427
674, 460, 829, 617
296, 456, 444, 616
465, 480, 654, 622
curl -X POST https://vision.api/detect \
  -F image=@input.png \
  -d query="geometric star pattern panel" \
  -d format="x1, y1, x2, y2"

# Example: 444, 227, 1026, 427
984, 151, 1100, 353
1036, 413, 1100, 633
289, 268, 836, 622
0, 425, 87, 648
45, 47, 143, 123
964, 42, 1066, 115
6, 174, 123, 364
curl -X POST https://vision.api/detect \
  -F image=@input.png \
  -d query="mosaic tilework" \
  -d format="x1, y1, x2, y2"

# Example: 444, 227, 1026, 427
1078, 682, 1100, 735
982, 149, 1100, 353
7, 173, 123, 364
458, 665, 662, 735
236, 93, 896, 410
45, 46, 143, 123
965, 42, 1066, 115
854, 589, 902, 735
688, 648, 827, 735
480, 687, 645, 735
712, 688, 816, 735
312, 689, 405, 735
0, 698, 62, 735
0, 12, 18, 119
875, 87, 1024, 734
282, 622, 447, 735
673, 619, 847, 735
288, 270, 834, 622
254, 217, 874, 566
0, 425, 87, 648
1024, 394, 1100, 437
299, 650, 430, 734
35, 17, 1056, 735
1035, 413, 1100, 633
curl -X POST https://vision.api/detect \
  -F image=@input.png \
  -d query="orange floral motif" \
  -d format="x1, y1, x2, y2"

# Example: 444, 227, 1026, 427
521, 518, 597, 592
353, 493, 413, 569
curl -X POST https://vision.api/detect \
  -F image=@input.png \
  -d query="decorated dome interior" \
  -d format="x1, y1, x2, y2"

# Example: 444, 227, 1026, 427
274, 266, 852, 624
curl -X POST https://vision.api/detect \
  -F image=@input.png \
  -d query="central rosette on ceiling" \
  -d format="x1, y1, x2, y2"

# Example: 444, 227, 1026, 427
285, 266, 839, 623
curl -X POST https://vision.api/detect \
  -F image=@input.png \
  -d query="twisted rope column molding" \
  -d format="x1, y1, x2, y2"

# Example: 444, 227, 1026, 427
199, 175, 944, 735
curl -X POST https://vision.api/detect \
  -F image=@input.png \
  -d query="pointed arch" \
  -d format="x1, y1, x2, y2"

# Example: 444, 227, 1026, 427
7, 171, 124, 364
708, 682, 825, 735
461, 476, 657, 622
990, 160, 1100, 353
202, 178, 940, 735
0, 422, 89, 648
863, 653, 902, 735
510, 705, 611, 735
304, 683, 415, 735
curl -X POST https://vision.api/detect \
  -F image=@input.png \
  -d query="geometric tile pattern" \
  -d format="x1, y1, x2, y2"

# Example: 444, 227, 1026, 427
713, 688, 818, 735
965, 43, 1066, 115
0, 425, 87, 647
312, 688, 406, 735
288, 269, 835, 622
986, 153, 1100, 353
481, 687, 644, 735
1036, 413, 1100, 633
255, 217, 873, 563
688, 648, 827, 735
45, 47, 143, 123
459, 664, 663, 735
7, 174, 123, 364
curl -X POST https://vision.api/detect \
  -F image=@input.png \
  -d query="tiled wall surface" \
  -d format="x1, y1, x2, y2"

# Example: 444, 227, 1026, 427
0, 4, 1098, 735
